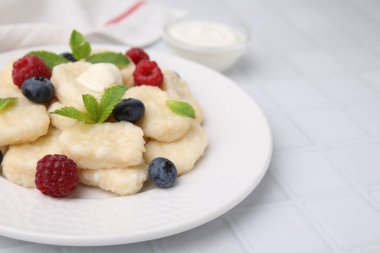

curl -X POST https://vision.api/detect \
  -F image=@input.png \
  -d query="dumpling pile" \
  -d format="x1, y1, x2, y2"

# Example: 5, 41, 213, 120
0, 52, 208, 196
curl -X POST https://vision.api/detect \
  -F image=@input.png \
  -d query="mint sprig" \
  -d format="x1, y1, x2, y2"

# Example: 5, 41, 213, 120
51, 85, 128, 124
166, 100, 196, 119
86, 52, 130, 68
98, 85, 128, 122
29, 50, 69, 68
70, 30, 91, 60
82, 94, 99, 122
0, 97, 16, 112
51, 106, 95, 124
27, 30, 130, 69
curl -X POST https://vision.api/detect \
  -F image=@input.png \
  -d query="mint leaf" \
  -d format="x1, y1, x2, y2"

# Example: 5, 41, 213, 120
50, 85, 127, 124
29, 50, 68, 68
70, 30, 91, 60
0, 97, 16, 111
50, 106, 95, 124
98, 85, 128, 123
86, 52, 130, 68
166, 100, 196, 119
82, 94, 98, 122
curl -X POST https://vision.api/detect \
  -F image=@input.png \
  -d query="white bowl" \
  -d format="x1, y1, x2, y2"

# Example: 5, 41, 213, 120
163, 18, 249, 72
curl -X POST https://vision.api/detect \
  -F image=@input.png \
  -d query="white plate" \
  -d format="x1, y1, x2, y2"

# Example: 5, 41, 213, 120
0, 45, 272, 246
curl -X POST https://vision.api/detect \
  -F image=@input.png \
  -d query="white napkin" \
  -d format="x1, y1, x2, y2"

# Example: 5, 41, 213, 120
0, 0, 187, 52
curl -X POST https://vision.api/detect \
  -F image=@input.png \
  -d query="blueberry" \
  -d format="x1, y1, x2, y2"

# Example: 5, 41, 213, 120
112, 98, 145, 123
60, 52, 77, 62
22, 77, 55, 104
148, 157, 177, 188
0, 151, 3, 164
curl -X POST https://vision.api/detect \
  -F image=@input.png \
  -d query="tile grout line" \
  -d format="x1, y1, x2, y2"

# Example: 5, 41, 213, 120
268, 163, 349, 253
293, 203, 343, 253
273, 137, 380, 154
321, 146, 380, 212
356, 73, 380, 97
306, 72, 379, 141
344, 0, 380, 58
220, 217, 251, 253
346, 0, 380, 26
263, 0, 380, 76
224, 213, 260, 253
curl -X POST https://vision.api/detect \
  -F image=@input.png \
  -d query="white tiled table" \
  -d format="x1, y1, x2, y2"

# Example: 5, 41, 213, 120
2, 0, 380, 252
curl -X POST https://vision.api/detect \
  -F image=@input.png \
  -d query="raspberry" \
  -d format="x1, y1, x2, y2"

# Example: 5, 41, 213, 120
126, 48, 149, 65
12, 55, 51, 88
133, 60, 163, 86
35, 155, 79, 198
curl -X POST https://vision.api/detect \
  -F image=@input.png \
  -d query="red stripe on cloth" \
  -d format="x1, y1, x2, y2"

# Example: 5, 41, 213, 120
105, 0, 145, 26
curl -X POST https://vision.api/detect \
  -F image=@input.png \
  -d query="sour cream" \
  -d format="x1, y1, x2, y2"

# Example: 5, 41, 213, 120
168, 21, 245, 48
163, 19, 249, 72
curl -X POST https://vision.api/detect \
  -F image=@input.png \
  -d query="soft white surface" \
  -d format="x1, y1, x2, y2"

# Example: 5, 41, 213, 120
1, 0, 380, 252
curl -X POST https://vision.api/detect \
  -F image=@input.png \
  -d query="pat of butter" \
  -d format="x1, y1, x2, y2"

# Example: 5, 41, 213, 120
76, 63, 122, 92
